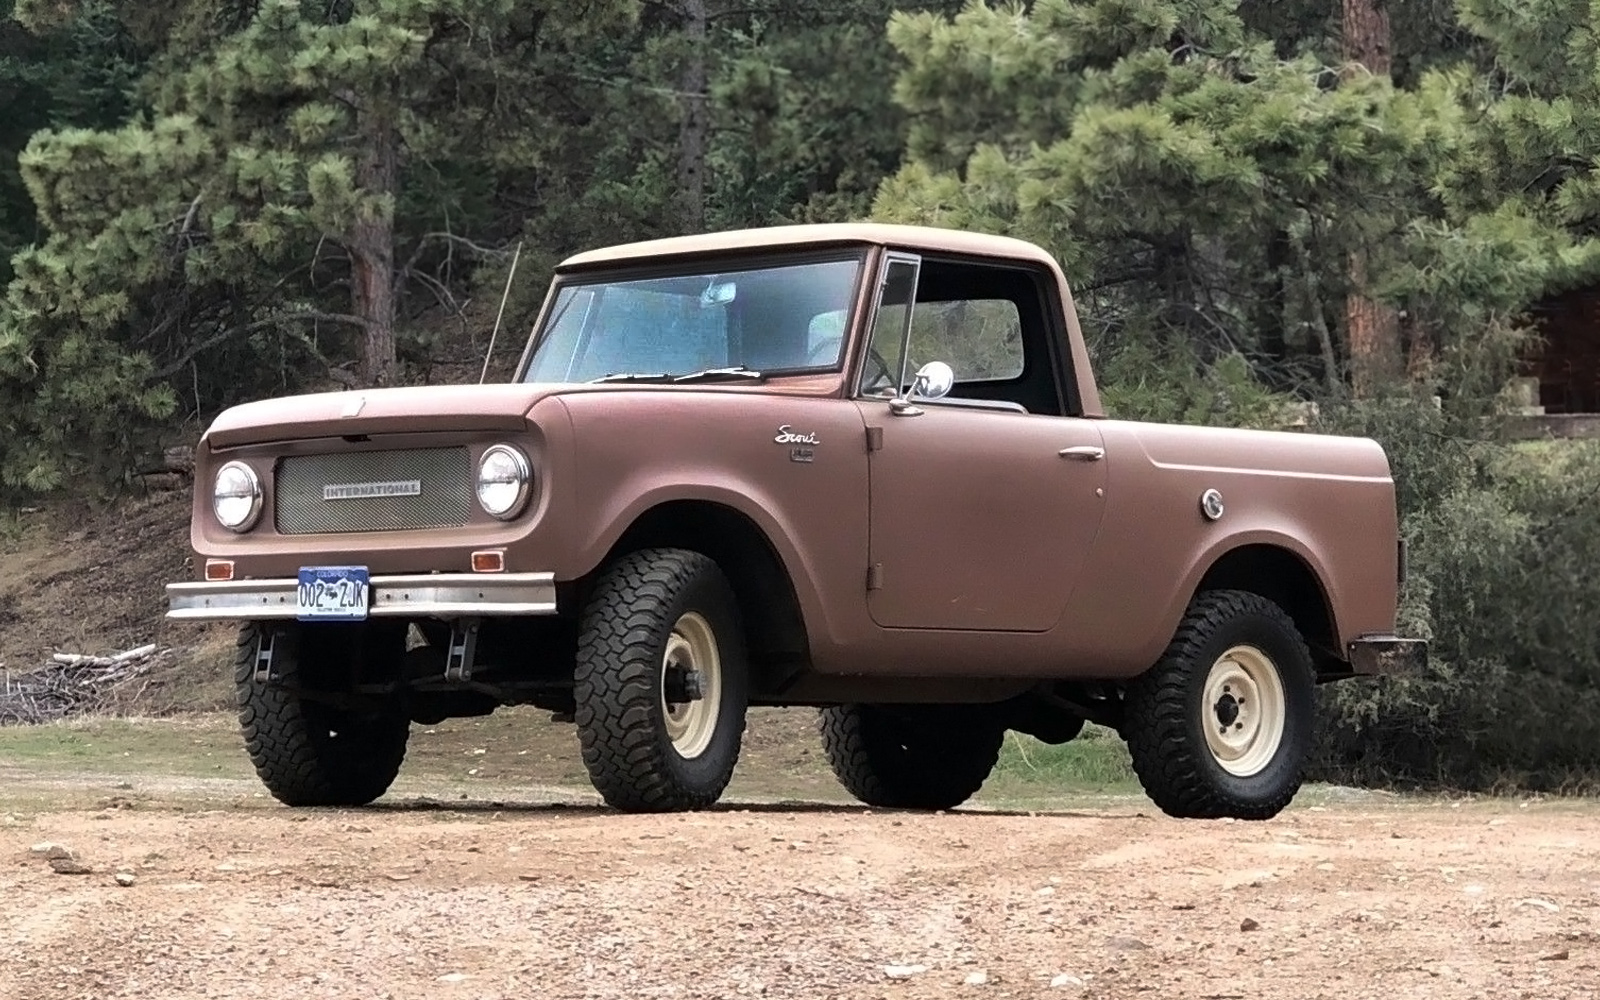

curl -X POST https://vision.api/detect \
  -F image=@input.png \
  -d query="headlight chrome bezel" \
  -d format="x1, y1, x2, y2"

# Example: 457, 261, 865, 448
213, 460, 264, 532
476, 444, 533, 520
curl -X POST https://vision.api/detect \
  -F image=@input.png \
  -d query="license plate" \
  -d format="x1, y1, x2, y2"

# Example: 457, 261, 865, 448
296, 566, 371, 621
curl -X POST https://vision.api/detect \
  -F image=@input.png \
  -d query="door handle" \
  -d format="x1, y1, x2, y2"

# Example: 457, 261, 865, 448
1059, 446, 1105, 461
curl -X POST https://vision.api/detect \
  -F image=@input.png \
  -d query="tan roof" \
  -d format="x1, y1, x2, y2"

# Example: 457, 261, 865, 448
557, 222, 1059, 270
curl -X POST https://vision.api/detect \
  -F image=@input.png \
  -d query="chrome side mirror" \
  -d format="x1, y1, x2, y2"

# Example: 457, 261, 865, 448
912, 361, 954, 400
890, 361, 955, 416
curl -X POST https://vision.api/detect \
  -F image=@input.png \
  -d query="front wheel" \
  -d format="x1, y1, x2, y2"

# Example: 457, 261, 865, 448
234, 622, 410, 807
573, 548, 749, 812
1124, 590, 1315, 820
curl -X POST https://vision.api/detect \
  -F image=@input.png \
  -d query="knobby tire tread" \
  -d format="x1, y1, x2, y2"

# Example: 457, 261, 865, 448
817, 704, 1003, 810
234, 622, 408, 807
1124, 589, 1313, 821
574, 548, 744, 812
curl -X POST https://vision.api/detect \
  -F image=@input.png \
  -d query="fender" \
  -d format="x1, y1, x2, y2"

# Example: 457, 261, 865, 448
572, 482, 835, 644
1159, 528, 1341, 653
1060, 418, 1398, 676
544, 391, 869, 654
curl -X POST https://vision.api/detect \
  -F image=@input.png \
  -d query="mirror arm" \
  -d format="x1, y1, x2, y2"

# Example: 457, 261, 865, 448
889, 362, 953, 417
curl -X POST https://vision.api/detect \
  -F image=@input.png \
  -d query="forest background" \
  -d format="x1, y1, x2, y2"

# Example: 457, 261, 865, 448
3, 0, 1598, 789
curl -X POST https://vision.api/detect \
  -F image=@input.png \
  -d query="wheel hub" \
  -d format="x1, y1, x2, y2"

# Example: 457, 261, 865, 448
660, 612, 722, 760
1201, 645, 1286, 779
1214, 692, 1241, 728
663, 665, 705, 704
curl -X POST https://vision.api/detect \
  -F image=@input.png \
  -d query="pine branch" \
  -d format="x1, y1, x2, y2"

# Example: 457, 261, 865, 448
1079, 267, 1159, 294
147, 312, 370, 383
410, 231, 510, 259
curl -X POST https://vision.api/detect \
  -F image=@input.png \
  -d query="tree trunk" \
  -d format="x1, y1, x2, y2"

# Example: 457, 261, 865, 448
1291, 223, 1342, 393
1404, 311, 1435, 381
1341, 0, 1402, 396
1344, 251, 1402, 393
677, 0, 709, 232
1341, 0, 1391, 76
1253, 228, 1290, 390
350, 106, 400, 388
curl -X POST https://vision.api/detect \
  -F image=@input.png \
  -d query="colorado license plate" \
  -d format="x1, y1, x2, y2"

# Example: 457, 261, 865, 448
296, 566, 371, 621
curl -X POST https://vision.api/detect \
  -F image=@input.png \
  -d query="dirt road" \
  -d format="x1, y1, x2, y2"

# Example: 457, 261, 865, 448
3, 791, 1598, 1000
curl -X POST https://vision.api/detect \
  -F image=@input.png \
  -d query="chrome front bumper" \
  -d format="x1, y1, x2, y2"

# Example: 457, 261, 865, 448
166, 572, 558, 621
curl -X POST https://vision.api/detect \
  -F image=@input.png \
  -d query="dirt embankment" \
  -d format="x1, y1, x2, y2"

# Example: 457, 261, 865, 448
0, 489, 233, 714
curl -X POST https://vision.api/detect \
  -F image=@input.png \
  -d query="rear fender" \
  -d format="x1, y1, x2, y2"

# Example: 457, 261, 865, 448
1159, 530, 1342, 660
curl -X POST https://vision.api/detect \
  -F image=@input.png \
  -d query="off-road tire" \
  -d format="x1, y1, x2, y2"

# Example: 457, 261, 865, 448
1124, 589, 1315, 821
818, 704, 1004, 810
573, 548, 749, 812
235, 622, 410, 807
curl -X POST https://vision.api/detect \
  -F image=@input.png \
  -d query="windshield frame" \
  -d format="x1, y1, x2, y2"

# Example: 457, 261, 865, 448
514, 247, 872, 386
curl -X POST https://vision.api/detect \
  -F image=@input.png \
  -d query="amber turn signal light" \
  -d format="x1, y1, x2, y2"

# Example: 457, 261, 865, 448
471, 550, 506, 573
204, 560, 235, 582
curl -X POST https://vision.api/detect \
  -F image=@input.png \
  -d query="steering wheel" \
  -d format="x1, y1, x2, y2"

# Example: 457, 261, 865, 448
807, 337, 843, 367
807, 337, 896, 394
859, 345, 896, 394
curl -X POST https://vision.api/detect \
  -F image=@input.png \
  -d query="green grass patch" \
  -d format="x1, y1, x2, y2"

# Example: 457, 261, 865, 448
0, 714, 251, 778
0, 710, 1146, 816
988, 724, 1138, 790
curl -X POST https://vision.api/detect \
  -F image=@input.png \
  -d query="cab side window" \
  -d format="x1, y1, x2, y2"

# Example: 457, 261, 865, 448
856, 253, 1069, 417
906, 298, 1024, 384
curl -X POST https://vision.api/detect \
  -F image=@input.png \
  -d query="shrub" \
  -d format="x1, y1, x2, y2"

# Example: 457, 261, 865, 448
1310, 396, 1600, 791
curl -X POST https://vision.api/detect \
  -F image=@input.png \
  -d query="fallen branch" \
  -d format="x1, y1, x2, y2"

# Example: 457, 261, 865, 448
51, 644, 158, 668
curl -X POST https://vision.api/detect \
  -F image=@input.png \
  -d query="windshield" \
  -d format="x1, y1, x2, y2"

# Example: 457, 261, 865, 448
521, 253, 864, 384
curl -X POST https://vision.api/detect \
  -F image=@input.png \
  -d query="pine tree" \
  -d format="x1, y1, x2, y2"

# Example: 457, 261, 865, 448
1451, 1, 1600, 249
0, 0, 140, 286
870, 0, 1585, 412
552, 0, 967, 245
0, 0, 635, 490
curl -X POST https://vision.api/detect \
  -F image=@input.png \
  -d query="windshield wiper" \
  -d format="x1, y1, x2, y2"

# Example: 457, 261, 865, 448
587, 371, 672, 384
587, 366, 765, 385
674, 366, 764, 384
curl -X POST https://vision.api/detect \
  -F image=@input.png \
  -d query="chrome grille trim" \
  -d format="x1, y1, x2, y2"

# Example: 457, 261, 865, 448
275, 448, 473, 534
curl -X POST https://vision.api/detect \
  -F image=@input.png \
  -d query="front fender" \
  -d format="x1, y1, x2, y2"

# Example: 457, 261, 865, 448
572, 481, 831, 627
544, 391, 871, 653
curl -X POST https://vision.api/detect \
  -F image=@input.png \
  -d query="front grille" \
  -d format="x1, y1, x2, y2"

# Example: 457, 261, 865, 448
275, 448, 474, 535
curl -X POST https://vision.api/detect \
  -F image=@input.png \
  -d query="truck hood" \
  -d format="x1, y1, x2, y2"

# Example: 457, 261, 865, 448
203, 374, 847, 448
203, 382, 568, 448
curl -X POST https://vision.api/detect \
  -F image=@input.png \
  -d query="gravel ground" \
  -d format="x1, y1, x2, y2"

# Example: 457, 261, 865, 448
2, 794, 1598, 1000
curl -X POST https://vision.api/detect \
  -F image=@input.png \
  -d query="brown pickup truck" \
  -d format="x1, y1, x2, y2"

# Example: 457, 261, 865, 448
167, 223, 1423, 820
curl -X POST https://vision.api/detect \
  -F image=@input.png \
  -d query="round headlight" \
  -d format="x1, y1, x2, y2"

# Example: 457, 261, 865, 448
477, 445, 532, 520
213, 461, 262, 532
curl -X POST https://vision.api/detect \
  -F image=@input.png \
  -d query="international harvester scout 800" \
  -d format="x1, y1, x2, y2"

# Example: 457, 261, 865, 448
167, 223, 1424, 820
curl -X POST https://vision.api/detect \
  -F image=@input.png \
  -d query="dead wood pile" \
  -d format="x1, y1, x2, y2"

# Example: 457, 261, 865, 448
0, 644, 166, 726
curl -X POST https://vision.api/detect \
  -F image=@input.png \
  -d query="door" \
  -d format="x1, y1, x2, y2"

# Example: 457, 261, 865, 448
853, 251, 1108, 632
861, 403, 1107, 631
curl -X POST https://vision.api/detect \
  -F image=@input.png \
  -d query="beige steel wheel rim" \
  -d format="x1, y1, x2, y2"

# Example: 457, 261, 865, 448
661, 611, 722, 759
1201, 644, 1286, 778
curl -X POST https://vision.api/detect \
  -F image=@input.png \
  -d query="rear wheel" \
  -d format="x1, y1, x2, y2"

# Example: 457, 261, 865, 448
573, 548, 749, 812
818, 704, 1003, 810
235, 622, 410, 807
1123, 590, 1315, 820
